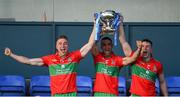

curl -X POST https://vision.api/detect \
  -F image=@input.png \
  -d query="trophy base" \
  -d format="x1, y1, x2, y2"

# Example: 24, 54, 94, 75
101, 27, 115, 35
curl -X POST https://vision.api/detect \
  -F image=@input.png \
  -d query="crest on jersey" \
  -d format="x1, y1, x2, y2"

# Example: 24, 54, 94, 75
111, 60, 115, 65
68, 58, 72, 62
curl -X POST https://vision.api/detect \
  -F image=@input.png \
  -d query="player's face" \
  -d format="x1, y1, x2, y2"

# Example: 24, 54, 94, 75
141, 41, 152, 58
101, 39, 113, 56
56, 38, 69, 56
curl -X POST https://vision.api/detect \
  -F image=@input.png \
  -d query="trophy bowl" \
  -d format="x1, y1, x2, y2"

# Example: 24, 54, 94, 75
100, 10, 116, 35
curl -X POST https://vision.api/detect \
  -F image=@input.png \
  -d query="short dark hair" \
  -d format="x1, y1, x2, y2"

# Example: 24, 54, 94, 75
57, 35, 68, 41
101, 37, 112, 43
142, 38, 153, 46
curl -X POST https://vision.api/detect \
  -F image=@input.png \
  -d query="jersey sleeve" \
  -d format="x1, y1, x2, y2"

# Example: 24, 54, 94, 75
92, 53, 101, 65
117, 56, 123, 67
157, 61, 163, 75
41, 55, 50, 66
72, 50, 83, 63
129, 51, 134, 57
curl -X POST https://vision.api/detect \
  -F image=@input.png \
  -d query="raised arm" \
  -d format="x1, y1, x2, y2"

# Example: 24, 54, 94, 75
4, 48, 44, 66
91, 41, 99, 57
158, 72, 168, 96
122, 41, 142, 66
80, 21, 96, 57
119, 17, 132, 57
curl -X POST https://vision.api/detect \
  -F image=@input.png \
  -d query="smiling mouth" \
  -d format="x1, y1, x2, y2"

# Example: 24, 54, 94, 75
60, 48, 66, 52
143, 51, 148, 53
142, 51, 149, 56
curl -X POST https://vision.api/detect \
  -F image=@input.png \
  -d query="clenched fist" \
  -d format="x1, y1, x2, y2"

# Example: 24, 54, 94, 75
4, 48, 12, 56
136, 40, 142, 49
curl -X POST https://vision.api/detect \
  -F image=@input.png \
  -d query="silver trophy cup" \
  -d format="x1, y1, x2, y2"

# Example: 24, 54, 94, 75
100, 10, 116, 35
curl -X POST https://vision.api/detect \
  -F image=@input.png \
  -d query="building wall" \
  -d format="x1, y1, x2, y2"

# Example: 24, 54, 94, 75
0, 0, 180, 22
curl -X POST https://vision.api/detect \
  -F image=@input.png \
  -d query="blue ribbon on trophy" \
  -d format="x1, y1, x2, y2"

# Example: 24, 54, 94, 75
94, 10, 121, 46
94, 13, 101, 41
113, 13, 121, 46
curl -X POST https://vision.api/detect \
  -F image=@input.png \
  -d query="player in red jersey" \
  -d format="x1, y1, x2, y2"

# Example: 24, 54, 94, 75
91, 19, 142, 96
119, 21, 168, 96
4, 20, 96, 96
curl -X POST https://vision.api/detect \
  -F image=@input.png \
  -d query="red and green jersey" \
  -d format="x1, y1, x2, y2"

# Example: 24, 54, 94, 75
93, 52, 123, 96
41, 50, 82, 95
130, 57, 163, 96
